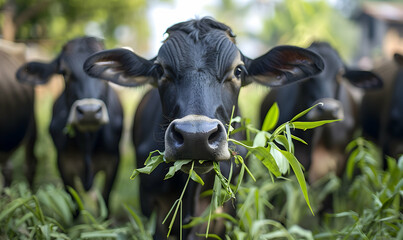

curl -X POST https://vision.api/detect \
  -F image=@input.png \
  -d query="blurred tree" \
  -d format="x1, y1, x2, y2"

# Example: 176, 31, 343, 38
0, 0, 170, 52
211, 0, 359, 61
259, 0, 359, 60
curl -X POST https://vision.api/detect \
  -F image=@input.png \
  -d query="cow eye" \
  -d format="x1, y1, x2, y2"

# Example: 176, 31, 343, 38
234, 66, 243, 79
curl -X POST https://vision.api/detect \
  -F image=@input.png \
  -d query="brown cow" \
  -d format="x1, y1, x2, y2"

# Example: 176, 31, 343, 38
0, 40, 37, 187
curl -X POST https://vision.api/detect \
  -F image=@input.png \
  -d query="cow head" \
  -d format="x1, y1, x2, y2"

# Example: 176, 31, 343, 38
84, 17, 324, 163
17, 37, 110, 132
304, 42, 383, 121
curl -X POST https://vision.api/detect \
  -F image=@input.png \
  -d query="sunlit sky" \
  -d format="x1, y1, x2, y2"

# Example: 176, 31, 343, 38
147, 0, 267, 58
148, 0, 215, 55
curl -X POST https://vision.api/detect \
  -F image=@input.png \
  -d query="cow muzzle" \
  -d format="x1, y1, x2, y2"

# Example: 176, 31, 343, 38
164, 115, 231, 165
307, 98, 344, 121
67, 98, 109, 132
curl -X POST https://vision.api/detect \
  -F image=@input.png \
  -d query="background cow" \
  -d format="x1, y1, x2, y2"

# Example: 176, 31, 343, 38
84, 17, 324, 239
16, 37, 123, 208
0, 40, 37, 187
361, 53, 403, 161
259, 42, 382, 183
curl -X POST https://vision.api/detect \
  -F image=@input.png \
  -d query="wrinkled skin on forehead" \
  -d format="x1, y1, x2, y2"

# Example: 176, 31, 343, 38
156, 25, 242, 129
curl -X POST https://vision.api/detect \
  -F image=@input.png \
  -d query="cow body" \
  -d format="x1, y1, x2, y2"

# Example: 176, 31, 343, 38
16, 37, 123, 208
361, 54, 403, 160
0, 40, 37, 187
84, 18, 324, 239
259, 42, 382, 183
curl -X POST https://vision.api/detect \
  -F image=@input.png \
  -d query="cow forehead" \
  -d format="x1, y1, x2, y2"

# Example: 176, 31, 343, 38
61, 38, 104, 73
62, 37, 103, 58
157, 30, 241, 74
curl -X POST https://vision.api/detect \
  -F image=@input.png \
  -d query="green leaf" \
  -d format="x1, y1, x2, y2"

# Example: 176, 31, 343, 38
67, 187, 84, 212
190, 170, 205, 185
291, 134, 308, 145
229, 139, 280, 177
213, 162, 235, 199
164, 160, 192, 180
290, 102, 324, 122
130, 154, 164, 180
234, 157, 245, 193
262, 102, 279, 132
196, 233, 223, 240
285, 123, 294, 153
230, 116, 242, 124
227, 105, 237, 137
95, 190, 108, 221
63, 124, 76, 138
0, 197, 32, 221
123, 204, 146, 234
345, 138, 359, 153
346, 149, 359, 180
279, 149, 314, 215
275, 135, 291, 152
253, 131, 267, 147
288, 225, 314, 240
80, 231, 120, 238
269, 143, 290, 174
144, 150, 165, 165
292, 119, 341, 130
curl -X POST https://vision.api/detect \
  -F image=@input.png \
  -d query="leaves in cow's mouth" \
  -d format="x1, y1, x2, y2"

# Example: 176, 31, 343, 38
63, 124, 76, 138
130, 150, 164, 179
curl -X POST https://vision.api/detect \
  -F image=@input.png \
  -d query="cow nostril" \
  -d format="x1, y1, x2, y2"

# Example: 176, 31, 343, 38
77, 106, 85, 115
208, 124, 224, 147
95, 105, 102, 113
208, 127, 220, 143
172, 126, 184, 145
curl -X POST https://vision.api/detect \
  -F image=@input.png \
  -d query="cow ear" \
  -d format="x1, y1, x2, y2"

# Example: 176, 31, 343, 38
394, 53, 403, 66
83, 48, 155, 87
343, 70, 383, 89
16, 59, 59, 86
243, 46, 324, 87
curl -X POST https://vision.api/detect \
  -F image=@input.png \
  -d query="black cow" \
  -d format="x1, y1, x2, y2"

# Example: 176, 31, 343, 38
16, 37, 123, 208
259, 42, 382, 183
0, 41, 37, 187
361, 53, 403, 160
84, 18, 324, 239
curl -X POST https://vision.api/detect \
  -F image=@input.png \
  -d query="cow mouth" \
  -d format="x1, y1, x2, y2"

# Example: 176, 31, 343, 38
74, 122, 105, 132
180, 160, 215, 174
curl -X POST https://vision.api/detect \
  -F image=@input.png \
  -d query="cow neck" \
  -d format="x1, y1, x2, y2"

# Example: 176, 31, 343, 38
83, 132, 96, 190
